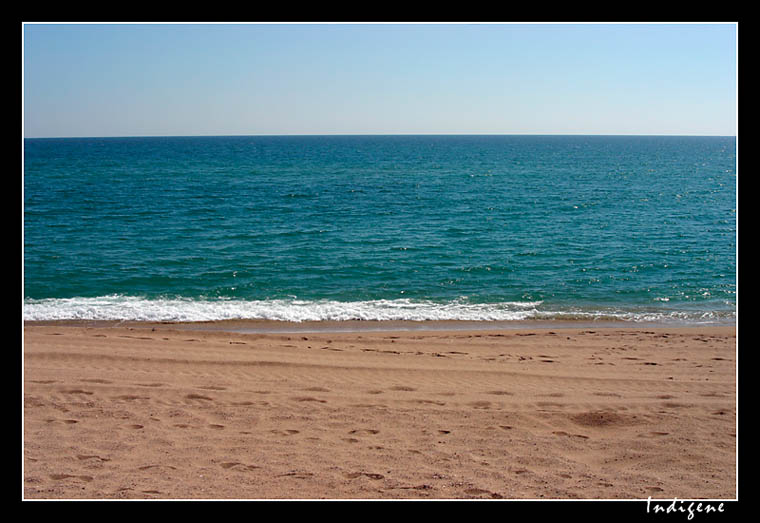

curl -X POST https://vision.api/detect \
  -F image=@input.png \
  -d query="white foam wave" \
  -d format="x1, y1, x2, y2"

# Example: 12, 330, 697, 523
23, 296, 547, 323
23, 296, 735, 325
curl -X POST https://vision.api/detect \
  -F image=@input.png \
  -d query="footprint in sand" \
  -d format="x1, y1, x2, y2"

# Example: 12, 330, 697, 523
290, 396, 327, 403
699, 392, 724, 398
220, 462, 259, 471
279, 471, 314, 479
77, 454, 110, 462
389, 386, 416, 392
464, 487, 503, 499
271, 429, 299, 436
50, 473, 93, 482
552, 431, 590, 439
571, 411, 627, 427
344, 472, 384, 480
60, 389, 94, 395
185, 393, 214, 401
138, 464, 177, 471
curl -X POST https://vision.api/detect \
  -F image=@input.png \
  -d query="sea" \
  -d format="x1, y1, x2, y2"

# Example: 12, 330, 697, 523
23, 135, 737, 327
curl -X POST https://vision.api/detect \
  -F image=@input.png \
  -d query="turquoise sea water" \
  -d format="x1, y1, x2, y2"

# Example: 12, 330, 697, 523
23, 135, 736, 324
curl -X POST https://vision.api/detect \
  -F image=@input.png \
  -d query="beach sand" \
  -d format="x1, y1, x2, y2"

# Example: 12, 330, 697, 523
23, 322, 736, 500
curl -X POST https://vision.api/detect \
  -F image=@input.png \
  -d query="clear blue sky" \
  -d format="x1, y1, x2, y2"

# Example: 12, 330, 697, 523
23, 23, 737, 137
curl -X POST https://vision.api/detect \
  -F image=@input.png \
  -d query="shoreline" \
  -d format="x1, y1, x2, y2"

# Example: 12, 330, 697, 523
23, 322, 736, 499
22, 317, 737, 334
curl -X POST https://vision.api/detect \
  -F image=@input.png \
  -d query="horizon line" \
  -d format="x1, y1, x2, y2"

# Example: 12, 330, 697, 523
23, 132, 738, 140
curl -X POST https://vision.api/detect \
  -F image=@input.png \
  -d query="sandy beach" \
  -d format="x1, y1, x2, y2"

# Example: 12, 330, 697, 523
22, 322, 736, 500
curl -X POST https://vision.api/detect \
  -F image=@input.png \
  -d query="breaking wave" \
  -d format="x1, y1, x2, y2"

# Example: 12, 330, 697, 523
22, 295, 735, 325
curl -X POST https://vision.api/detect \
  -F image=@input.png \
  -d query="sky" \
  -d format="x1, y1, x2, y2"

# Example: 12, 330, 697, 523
22, 22, 737, 138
